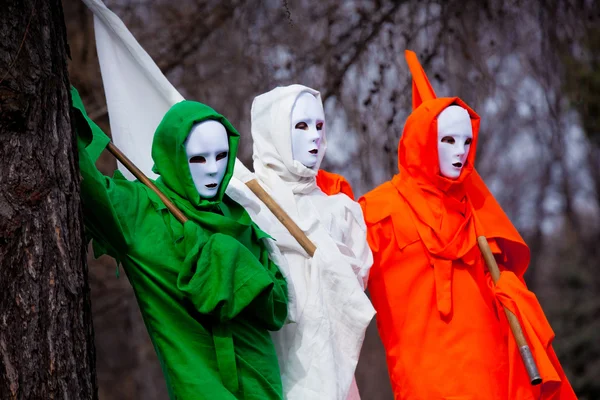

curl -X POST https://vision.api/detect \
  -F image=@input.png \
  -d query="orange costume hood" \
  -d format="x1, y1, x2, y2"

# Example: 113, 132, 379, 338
359, 50, 576, 400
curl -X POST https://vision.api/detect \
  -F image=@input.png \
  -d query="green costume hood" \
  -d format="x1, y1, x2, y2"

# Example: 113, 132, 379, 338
151, 100, 239, 208
150, 101, 263, 241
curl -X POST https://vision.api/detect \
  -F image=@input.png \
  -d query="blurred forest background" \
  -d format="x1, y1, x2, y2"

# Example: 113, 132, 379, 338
63, 0, 599, 398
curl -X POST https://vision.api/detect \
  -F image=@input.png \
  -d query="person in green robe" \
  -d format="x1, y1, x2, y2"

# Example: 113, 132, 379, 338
71, 87, 288, 400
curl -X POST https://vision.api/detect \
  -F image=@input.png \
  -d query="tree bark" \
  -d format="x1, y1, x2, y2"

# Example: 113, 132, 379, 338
0, 0, 97, 398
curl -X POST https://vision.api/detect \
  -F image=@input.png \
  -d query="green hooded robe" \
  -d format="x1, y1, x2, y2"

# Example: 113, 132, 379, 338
71, 87, 288, 400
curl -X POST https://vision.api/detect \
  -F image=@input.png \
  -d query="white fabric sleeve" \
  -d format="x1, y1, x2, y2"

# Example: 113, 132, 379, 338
344, 203, 373, 290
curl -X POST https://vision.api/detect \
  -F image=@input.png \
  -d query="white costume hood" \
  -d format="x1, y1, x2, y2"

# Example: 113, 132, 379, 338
252, 85, 326, 184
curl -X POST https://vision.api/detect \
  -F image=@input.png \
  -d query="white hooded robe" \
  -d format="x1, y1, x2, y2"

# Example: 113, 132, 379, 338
226, 85, 375, 400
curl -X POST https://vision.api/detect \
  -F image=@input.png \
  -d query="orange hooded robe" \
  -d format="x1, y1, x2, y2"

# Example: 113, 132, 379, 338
358, 51, 577, 400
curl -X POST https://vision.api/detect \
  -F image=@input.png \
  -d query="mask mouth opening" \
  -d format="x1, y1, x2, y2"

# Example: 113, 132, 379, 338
452, 162, 463, 168
309, 149, 318, 154
205, 183, 218, 188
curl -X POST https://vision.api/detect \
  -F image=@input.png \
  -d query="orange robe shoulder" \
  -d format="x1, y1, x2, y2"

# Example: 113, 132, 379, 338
316, 169, 355, 200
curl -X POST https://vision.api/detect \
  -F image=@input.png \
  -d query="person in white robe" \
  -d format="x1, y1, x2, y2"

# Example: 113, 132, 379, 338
226, 85, 375, 400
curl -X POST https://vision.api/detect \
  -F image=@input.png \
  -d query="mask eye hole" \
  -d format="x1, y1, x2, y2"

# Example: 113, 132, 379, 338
441, 136, 455, 144
316, 122, 323, 131
216, 152, 228, 161
190, 156, 206, 164
465, 138, 472, 145
295, 122, 308, 130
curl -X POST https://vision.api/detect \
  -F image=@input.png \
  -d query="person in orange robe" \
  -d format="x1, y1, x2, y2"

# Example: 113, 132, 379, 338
358, 50, 577, 400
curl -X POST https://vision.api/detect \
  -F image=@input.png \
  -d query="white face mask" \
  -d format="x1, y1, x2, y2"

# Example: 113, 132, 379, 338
290, 92, 325, 168
437, 105, 473, 179
185, 120, 229, 198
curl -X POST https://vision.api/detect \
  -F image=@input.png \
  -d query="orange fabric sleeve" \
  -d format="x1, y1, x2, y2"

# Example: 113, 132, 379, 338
316, 169, 355, 200
493, 270, 577, 400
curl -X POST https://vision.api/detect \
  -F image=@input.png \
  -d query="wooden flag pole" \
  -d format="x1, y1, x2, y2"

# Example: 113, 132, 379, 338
477, 236, 542, 385
106, 142, 188, 224
245, 179, 316, 257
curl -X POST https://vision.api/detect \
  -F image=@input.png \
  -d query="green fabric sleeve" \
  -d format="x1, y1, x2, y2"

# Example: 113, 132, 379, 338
71, 86, 133, 259
244, 255, 288, 331
177, 223, 288, 328
76, 125, 130, 259
71, 87, 110, 162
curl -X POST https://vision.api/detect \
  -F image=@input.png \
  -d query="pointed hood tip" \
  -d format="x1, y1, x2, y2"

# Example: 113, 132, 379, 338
404, 49, 437, 110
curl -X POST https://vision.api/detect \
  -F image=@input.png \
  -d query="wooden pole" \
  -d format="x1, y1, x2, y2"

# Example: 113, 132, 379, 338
245, 179, 317, 257
477, 236, 542, 385
106, 142, 188, 224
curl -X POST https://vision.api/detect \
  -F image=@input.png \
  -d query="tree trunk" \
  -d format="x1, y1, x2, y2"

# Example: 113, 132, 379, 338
0, 0, 97, 398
